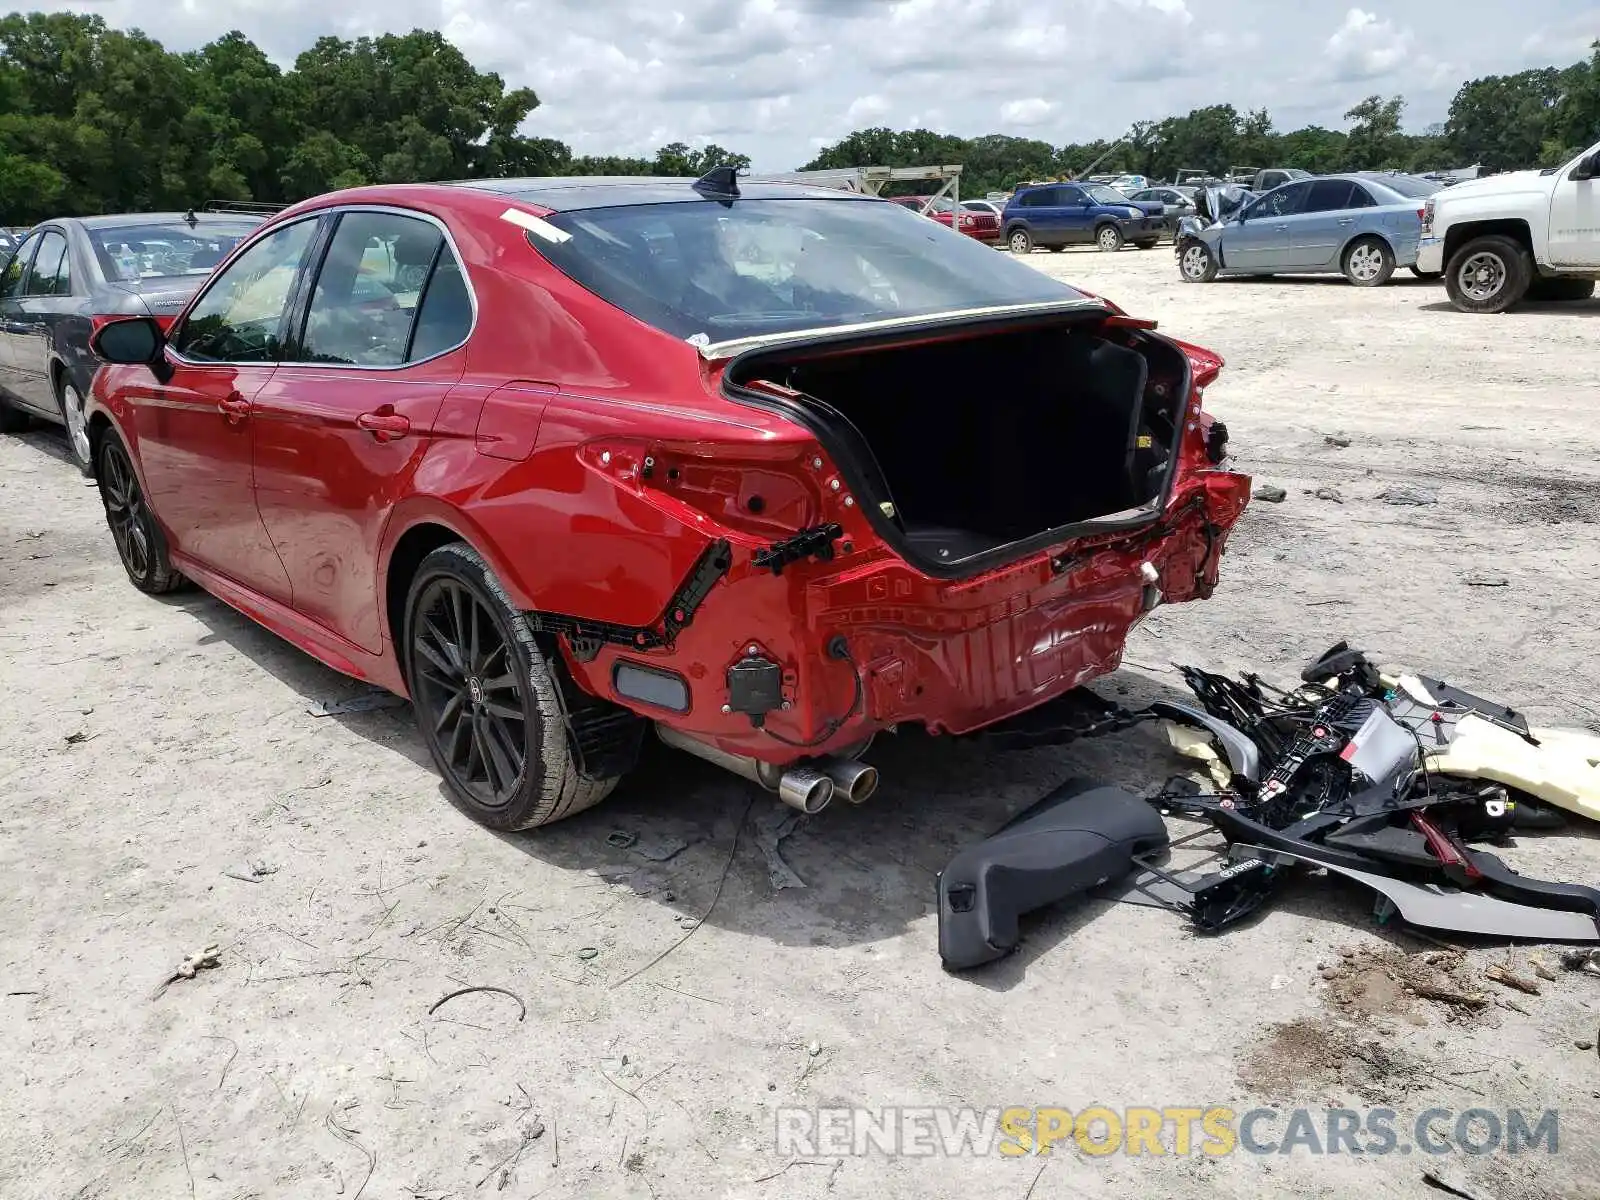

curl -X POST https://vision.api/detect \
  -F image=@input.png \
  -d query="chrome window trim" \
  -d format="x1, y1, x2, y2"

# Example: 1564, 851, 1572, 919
166, 204, 479, 372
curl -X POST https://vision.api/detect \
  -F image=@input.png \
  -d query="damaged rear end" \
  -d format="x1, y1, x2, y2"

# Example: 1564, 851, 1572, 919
515, 184, 1249, 806
709, 305, 1250, 742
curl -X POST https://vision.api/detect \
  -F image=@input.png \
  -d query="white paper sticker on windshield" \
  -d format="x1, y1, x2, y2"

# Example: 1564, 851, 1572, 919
501, 207, 572, 244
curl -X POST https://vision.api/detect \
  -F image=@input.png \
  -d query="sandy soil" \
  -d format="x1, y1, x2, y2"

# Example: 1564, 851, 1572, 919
3, 246, 1600, 1200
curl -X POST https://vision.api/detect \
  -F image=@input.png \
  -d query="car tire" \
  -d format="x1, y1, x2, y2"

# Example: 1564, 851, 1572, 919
1526, 277, 1596, 302
96, 431, 187, 594
1445, 234, 1532, 313
1178, 240, 1218, 283
0, 399, 28, 434
404, 542, 620, 831
1409, 266, 1443, 281
1007, 227, 1033, 254
1134, 239, 1159, 250
1095, 224, 1124, 252
56, 374, 92, 473
1342, 236, 1395, 287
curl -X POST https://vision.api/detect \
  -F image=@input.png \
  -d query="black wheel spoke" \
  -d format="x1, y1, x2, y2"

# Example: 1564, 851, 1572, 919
480, 720, 518, 793
413, 573, 532, 807
433, 689, 465, 734
415, 624, 460, 680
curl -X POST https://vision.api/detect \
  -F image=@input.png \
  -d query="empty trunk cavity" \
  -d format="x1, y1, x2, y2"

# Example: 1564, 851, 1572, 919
727, 320, 1190, 574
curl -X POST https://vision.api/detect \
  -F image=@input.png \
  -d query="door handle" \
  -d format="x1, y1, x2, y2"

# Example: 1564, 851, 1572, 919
218, 394, 251, 424
1337, 218, 1355, 226
357, 409, 411, 442
1275, 224, 1289, 232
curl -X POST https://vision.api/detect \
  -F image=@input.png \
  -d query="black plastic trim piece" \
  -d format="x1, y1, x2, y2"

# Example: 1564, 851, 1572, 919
528, 538, 732, 662
751, 523, 843, 575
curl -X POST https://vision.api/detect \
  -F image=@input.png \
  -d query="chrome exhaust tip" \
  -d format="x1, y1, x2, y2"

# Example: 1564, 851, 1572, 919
777, 767, 834, 814
817, 757, 879, 804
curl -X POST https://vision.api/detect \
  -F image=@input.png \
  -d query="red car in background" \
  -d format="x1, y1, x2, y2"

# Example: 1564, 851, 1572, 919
887, 194, 1002, 244
84, 171, 1248, 833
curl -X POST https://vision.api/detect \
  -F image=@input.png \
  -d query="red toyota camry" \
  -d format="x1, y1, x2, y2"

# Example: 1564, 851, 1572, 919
86, 170, 1250, 831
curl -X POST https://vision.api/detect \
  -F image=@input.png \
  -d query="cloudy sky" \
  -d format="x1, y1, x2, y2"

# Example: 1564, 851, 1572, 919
25, 0, 1600, 167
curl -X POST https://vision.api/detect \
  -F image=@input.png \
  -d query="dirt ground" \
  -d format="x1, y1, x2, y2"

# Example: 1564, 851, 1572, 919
4, 246, 1600, 1200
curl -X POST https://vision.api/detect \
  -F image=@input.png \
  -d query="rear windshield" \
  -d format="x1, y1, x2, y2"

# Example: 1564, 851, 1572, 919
530, 198, 1082, 343
89, 219, 262, 283
1366, 174, 1438, 200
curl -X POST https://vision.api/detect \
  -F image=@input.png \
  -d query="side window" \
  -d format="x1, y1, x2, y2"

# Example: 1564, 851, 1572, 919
1304, 180, 1356, 213
297, 211, 466, 366
175, 219, 318, 363
1346, 184, 1377, 209
0, 236, 37, 300
23, 231, 67, 296
1015, 190, 1041, 208
1251, 182, 1311, 219
1055, 186, 1083, 205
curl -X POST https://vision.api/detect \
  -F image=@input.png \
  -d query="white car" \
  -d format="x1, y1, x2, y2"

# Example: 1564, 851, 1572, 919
1417, 136, 1600, 312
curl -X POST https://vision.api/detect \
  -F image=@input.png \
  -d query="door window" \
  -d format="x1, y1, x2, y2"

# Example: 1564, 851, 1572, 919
296, 211, 468, 366
174, 219, 319, 363
1345, 184, 1377, 209
0, 236, 37, 300
1055, 186, 1084, 205
23, 232, 68, 296
1246, 182, 1311, 219
1303, 180, 1356, 213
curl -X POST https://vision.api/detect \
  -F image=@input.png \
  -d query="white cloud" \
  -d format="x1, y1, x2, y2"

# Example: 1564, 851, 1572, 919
11, 0, 1593, 169
1325, 8, 1413, 80
845, 93, 890, 123
999, 97, 1054, 126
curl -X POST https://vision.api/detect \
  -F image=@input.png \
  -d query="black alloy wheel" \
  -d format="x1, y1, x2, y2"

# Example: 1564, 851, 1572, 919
98, 435, 184, 593
410, 573, 529, 810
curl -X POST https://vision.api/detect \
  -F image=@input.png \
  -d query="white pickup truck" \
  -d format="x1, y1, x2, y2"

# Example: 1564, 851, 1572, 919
1417, 135, 1600, 313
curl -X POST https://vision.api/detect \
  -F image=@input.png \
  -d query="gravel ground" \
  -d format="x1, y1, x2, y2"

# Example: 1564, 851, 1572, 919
3, 245, 1599, 1200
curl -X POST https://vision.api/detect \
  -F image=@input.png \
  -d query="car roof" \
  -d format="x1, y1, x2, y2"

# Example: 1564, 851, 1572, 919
62, 213, 266, 230
451, 176, 878, 212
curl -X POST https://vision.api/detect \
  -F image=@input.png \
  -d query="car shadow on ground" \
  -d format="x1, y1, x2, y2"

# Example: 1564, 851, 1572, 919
1418, 299, 1600, 316
165, 588, 1599, 986
1225, 274, 1441, 288
11, 425, 76, 469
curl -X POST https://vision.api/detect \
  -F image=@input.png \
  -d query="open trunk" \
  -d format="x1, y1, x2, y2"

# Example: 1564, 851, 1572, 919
726, 316, 1193, 575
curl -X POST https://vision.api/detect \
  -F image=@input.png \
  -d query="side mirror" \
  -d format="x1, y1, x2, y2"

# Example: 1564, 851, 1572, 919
91, 316, 171, 382
1574, 152, 1600, 181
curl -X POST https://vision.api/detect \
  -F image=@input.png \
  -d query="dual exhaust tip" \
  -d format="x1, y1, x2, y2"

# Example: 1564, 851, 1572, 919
655, 725, 877, 814
776, 759, 878, 814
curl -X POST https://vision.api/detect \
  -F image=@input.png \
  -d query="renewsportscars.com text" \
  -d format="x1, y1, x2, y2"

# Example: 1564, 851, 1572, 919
774, 1105, 1559, 1158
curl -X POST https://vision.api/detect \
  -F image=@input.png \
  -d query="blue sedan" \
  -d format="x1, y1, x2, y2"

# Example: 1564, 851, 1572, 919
1176, 173, 1441, 286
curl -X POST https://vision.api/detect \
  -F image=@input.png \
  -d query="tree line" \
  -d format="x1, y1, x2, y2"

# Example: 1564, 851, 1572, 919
1, 10, 1596, 224
807, 43, 1600, 196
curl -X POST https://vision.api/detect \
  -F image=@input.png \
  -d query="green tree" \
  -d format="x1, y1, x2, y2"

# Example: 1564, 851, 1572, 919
1343, 95, 1406, 168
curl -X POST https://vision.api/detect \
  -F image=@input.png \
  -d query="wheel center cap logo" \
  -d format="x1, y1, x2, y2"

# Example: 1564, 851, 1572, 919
467, 677, 484, 704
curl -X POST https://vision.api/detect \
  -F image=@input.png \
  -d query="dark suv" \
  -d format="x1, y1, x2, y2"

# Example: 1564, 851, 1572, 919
1001, 182, 1165, 254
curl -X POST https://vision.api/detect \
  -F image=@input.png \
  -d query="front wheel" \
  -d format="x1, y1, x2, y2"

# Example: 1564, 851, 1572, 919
405, 542, 621, 830
58, 376, 92, 472
96, 432, 186, 594
1178, 240, 1217, 283
1096, 225, 1124, 252
1445, 234, 1532, 313
1342, 236, 1395, 287
1007, 227, 1033, 254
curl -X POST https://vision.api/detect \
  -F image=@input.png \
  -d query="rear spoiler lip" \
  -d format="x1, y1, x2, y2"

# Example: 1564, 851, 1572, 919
693, 297, 1113, 361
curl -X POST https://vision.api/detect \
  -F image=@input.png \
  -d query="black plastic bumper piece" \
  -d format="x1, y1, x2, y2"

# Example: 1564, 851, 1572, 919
936, 779, 1170, 971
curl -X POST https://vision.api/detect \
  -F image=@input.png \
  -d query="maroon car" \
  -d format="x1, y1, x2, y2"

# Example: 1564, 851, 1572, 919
85, 171, 1249, 832
888, 194, 1003, 244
